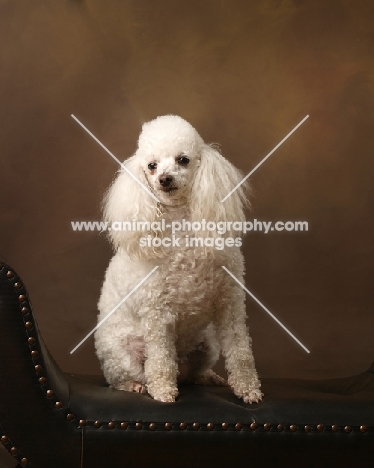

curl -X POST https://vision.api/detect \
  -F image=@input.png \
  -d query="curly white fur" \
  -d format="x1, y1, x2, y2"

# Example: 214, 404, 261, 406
95, 115, 262, 403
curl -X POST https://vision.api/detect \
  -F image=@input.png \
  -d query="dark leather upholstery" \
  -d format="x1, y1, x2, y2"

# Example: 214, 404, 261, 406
0, 262, 373, 467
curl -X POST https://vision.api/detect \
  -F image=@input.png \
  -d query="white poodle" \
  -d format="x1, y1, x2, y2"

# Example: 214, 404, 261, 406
95, 115, 262, 404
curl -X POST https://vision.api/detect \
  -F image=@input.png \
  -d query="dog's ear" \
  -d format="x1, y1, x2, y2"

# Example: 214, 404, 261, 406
103, 155, 159, 255
190, 144, 250, 237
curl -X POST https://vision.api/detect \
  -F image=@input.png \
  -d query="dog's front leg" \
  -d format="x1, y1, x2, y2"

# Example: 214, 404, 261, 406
142, 317, 178, 403
214, 286, 263, 404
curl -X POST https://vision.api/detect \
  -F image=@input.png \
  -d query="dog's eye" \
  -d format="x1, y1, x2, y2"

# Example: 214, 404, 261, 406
177, 155, 189, 166
148, 162, 157, 171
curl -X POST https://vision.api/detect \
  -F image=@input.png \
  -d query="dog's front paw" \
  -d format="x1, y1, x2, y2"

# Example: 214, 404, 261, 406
147, 385, 179, 403
241, 389, 263, 404
229, 377, 263, 404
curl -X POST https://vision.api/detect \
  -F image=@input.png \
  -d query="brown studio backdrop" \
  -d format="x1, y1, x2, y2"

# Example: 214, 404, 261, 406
1, 0, 373, 382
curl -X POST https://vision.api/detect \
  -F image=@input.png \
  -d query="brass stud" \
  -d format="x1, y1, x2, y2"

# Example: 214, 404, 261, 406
66, 414, 75, 421
120, 422, 128, 430
25, 322, 33, 330
344, 426, 352, 433
10, 446, 18, 456
31, 350, 38, 358
21, 307, 30, 315
18, 295, 27, 303
55, 402, 62, 409
164, 423, 172, 431
290, 424, 297, 432
21, 458, 29, 466
263, 423, 271, 431
149, 423, 157, 431
14, 282, 22, 289
79, 420, 86, 427
35, 365, 43, 373
332, 425, 339, 432
235, 423, 242, 431
135, 422, 142, 430
179, 423, 187, 430
38, 377, 47, 385
94, 421, 102, 428
304, 425, 311, 433
360, 425, 368, 433
6, 271, 14, 279
28, 337, 35, 345
1, 435, 9, 444
108, 422, 115, 429
277, 424, 284, 432
317, 424, 324, 432
250, 422, 258, 431
46, 389, 54, 398
221, 423, 229, 430
207, 423, 215, 431
192, 423, 200, 431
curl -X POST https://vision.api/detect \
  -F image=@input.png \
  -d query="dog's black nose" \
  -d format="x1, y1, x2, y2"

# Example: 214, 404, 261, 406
159, 175, 173, 187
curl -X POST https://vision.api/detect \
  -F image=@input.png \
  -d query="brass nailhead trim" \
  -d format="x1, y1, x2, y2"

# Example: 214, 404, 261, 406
35, 365, 43, 373
344, 426, 352, 433
79, 420, 86, 427
135, 422, 142, 430
235, 423, 242, 431
10, 446, 18, 456
120, 422, 128, 430
108, 422, 115, 429
332, 425, 339, 432
149, 423, 157, 431
28, 337, 35, 345
179, 423, 187, 430
55, 402, 63, 409
250, 422, 258, 431
46, 389, 54, 398
192, 423, 200, 430
31, 350, 38, 358
14, 282, 22, 289
1, 435, 9, 444
277, 424, 284, 432
21, 458, 29, 466
221, 423, 229, 430
164, 423, 172, 430
18, 295, 27, 303
207, 423, 215, 430
21, 307, 30, 315
360, 425, 368, 433
25, 322, 33, 330
6, 271, 14, 279
38, 377, 47, 385
305, 425, 311, 433
317, 424, 324, 432
290, 424, 297, 432
94, 421, 102, 428
66, 414, 75, 421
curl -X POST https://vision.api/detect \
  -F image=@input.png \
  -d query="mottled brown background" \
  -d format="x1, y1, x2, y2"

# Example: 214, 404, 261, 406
1, 0, 374, 404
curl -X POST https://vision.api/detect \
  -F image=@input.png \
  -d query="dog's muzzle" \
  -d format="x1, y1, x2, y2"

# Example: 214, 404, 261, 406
159, 175, 177, 192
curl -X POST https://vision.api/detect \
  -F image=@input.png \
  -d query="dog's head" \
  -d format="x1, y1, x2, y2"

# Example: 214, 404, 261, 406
103, 115, 249, 256
137, 115, 204, 206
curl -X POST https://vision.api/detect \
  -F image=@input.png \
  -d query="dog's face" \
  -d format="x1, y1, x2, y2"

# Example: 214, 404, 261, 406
137, 116, 204, 206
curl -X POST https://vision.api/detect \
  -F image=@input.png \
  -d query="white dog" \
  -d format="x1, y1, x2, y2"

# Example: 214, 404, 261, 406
95, 115, 262, 404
